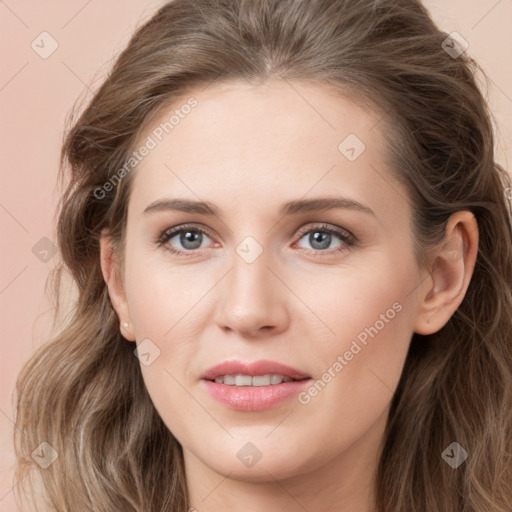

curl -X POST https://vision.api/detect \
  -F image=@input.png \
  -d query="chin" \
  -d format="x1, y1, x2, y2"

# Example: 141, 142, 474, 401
192, 443, 321, 483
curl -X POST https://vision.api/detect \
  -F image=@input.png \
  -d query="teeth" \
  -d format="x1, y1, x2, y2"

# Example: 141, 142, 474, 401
213, 374, 296, 386
253, 375, 272, 386
235, 375, 253, 386
222, 375, 236, 385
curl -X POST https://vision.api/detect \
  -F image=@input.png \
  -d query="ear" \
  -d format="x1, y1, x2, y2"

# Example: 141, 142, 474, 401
99, 228, 136, 342
413, 210, 479, 335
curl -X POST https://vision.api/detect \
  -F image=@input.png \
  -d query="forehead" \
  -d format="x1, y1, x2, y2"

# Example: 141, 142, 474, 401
127, 79, 405, 222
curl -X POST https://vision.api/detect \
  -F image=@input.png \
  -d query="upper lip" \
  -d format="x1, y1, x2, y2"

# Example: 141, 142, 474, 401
200, 360, 311, 381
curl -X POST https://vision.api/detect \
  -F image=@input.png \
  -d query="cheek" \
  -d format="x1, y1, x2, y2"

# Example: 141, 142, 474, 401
122, 253, 215, 431
294, 256, 417, 437
325, 271, 412, 360
285, 249, 417, 358
124, 247, 210, 337
123, 265, 202, 444
329, 260, 415, 376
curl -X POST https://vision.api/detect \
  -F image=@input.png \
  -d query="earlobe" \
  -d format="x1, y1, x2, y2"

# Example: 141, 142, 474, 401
413, 211, 479, 335
99, 228, 136, 342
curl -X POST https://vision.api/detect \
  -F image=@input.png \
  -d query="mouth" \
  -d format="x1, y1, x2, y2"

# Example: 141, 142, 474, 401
206, 374, 309, 386
199, 360, 312, 411
200, 359, 311, 383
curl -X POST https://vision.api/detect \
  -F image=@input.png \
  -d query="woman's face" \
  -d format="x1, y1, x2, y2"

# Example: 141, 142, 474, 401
108, 79, 429, 483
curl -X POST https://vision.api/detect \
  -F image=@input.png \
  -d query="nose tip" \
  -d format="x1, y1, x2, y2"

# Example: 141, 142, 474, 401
221, 315, 277, 337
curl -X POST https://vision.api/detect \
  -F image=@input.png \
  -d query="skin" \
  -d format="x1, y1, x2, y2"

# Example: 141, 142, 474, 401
100, 78, 478, 512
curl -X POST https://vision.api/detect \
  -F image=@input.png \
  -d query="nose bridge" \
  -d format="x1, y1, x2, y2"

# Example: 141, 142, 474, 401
230, 242, 270, 297
226, 240, 273, 310
215, 236, 287, 335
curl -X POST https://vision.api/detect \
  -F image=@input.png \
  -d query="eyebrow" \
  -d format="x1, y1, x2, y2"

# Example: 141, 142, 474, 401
142, 196, 375, 217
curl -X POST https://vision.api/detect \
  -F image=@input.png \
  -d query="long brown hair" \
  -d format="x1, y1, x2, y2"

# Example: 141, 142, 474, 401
13, 0, 512, 510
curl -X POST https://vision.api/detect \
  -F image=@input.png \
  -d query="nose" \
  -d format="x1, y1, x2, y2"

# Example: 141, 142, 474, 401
215, 248, 289, 337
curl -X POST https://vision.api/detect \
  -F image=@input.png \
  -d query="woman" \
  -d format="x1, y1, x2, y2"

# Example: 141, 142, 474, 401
13, 0, 512, 510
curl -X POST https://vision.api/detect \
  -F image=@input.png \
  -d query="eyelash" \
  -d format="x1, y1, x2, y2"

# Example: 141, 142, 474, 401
156, 222, 357, 257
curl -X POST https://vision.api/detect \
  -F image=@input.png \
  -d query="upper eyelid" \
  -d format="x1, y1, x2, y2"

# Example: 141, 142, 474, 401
161, 223, 215, 241
295, 223, 353, 239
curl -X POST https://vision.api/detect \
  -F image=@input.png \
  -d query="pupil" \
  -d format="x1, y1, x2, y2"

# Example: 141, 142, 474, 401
310, 231, 331, 250
180, 230, 202, 249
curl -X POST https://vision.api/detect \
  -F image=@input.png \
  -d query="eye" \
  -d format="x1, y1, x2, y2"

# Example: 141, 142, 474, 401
157, 223, 215, 256
294, 223, 356, 255
156, 222, 356, 257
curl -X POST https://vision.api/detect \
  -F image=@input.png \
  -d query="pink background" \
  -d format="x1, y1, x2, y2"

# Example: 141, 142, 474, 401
1, 1, 511, 510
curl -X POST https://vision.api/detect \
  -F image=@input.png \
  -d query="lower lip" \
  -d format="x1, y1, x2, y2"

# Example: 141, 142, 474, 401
200, 379, 312, 412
